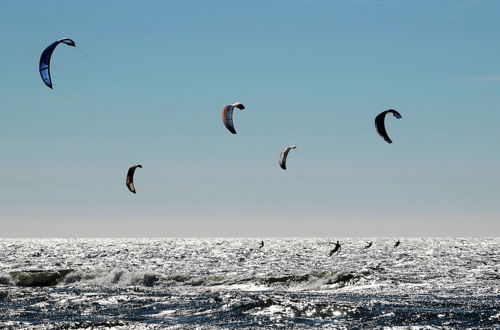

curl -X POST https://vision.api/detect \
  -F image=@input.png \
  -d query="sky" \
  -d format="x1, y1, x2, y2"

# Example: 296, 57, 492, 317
1, 0, 499, 237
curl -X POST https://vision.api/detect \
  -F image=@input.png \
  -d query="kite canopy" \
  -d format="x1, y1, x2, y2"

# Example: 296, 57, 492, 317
375, 109, 402, 144
39, 38, 76, 89
126, 165, 142, 194
279, 146, 297, 170
222, 102, 246, 134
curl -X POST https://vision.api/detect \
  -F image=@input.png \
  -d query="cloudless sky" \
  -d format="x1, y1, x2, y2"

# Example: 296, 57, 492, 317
1, 0, 499, 237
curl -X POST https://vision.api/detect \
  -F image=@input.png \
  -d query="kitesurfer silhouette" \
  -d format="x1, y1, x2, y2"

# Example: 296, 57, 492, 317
329, 241, 341, 256
394, 240, 400, 248
365, 241, 372, 249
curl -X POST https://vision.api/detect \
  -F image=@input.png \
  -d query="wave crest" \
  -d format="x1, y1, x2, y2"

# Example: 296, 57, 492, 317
1, 268, 372, 290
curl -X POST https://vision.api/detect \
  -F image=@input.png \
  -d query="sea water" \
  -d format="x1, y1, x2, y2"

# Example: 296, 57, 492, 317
0, 238, 498, 329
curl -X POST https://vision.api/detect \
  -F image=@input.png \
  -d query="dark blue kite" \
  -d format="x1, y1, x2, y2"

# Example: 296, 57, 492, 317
39, 38, 76, 89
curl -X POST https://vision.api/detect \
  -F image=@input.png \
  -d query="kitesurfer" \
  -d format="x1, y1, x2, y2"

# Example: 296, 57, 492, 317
394, 240, 400, 248
259, 241, 264, 249
365, 241, 372, 249
329, 241, 341, 256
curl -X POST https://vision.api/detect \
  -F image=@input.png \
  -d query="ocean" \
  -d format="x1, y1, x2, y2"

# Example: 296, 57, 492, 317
0, 238, 498, 329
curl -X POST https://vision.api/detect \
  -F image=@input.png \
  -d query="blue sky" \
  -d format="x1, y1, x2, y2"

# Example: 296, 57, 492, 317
1, 0, 499, 237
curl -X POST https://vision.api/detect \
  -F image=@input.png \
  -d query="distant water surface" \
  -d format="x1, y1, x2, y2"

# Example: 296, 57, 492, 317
0, 238, 498, 329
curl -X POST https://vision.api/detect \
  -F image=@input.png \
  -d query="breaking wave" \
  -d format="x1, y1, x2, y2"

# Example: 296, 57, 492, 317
0, 268, 372, 290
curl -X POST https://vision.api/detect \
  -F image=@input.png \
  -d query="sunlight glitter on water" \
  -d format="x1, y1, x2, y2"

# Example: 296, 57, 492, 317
0, 238, 498, 328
